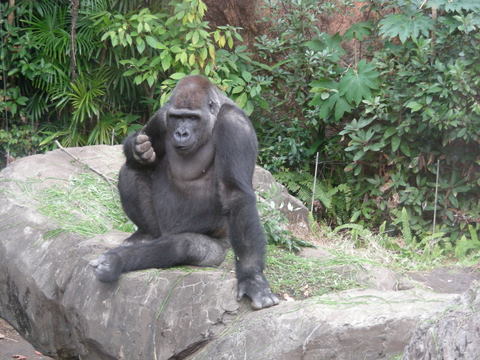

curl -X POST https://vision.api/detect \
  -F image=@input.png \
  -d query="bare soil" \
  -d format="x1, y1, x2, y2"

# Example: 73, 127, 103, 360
0, 318, 53, 360
408, 266, 480, 294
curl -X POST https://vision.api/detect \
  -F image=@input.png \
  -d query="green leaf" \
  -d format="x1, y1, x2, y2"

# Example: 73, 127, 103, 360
379, 13, 434, 43
244, 101, 254, 116
232, 86, 244, 94
344, 21, 372, 41
383, 127, 397, 139
405, 101, 423, 112
304, 33, 346, 62
192, 31, 199, 45
136, 37, 145, 54
427, 0, 480, 12
391, 136, 401, 152
312, 91, 351, 121
179, 51, 188, 64
147, 76, 155, 87
310, 78, 338, 91
242, 71, 252, 82
188, 53, 195, 66
235, 92, 248, 108
16, 96, 28, 106
100, 31, 111, 42
353, 150, 365, 162
334, 95, 352, 121
162, 55, 171, 71
170, 72, 186, 80
145, 36, 164, 49
400, 142, 411, 156
339, 60, 379, 105
200, 47, 208, 61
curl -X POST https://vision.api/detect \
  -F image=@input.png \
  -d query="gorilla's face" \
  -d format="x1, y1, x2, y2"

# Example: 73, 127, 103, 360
167, 108, 207, 153
166, 76, 218, 155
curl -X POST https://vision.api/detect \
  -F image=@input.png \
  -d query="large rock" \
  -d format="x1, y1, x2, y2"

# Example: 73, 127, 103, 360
0, 146, 459, 359
196, 288, 455, 360
403, 282, 480, 360
253, 166, 310, 229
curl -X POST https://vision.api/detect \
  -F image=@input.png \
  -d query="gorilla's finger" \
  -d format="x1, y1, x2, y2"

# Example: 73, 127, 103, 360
141, 147, 155, 162
136, 140, 152, 153
136, 134, 150, 144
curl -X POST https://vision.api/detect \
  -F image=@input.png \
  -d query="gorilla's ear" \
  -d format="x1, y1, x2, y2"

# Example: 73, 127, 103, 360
208, 100, 216, 114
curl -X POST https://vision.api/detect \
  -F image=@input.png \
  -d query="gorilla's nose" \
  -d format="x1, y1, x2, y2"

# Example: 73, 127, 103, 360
174, 128, 191, 143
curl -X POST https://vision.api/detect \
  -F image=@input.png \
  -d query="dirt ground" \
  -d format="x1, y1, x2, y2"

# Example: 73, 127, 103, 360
0, 318, 53, 360
408, 266, 480, 294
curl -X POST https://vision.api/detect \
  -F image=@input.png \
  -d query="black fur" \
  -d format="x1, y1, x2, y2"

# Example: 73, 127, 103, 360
90, 75, 279, 310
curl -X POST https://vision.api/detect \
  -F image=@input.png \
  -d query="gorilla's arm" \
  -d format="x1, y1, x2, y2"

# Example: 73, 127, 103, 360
214, 104, 279, 310
123, 107, 168, 168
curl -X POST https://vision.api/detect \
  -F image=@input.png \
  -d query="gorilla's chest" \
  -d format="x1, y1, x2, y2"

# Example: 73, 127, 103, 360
151, 164, 224, 235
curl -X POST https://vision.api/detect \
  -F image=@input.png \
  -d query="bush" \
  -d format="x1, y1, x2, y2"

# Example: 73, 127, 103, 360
339, 0, 480, 243
252, 0, 480, 252
0, 0, 260, 154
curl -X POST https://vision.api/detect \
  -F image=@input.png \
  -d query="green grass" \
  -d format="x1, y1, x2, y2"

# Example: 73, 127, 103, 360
221, 246, 364, 299
265, 246, 362, 299
321, 224, 454, 272
33, 173, 135, 237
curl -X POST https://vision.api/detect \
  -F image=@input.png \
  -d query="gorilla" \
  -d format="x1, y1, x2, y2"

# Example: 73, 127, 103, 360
90, 75, 279, 310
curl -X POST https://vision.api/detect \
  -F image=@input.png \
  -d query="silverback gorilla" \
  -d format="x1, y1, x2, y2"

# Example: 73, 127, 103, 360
90, 75, 279, 309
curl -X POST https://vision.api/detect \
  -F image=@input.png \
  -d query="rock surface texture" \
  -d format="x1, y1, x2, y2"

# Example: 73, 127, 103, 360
403, 281, 480, 360
0, 146, 463, 359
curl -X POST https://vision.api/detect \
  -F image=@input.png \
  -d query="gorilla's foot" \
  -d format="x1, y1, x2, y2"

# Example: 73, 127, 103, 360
237, 274, 280, 310
90, 252, 123, 282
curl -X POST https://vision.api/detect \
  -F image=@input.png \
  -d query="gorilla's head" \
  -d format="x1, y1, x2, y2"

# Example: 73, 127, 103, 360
166, 75, 220, 154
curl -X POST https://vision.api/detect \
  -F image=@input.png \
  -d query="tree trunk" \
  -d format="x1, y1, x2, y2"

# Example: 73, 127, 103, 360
7, 0, 15, 25
70, 0, 80, 80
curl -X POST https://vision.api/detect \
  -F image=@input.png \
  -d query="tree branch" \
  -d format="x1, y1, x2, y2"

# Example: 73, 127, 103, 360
54, 140, 117, 186
70, 0, 80, 80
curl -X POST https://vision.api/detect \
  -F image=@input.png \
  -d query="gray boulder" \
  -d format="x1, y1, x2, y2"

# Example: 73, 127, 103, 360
253, 166, 310, 229
0, 146, 459, 359
197, 288, 455, 360
403, 282, 480, 360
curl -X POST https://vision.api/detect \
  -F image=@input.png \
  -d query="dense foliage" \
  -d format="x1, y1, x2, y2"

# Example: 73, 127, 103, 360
1, 0, 479, 257
252, 0, 479, 256
341, 0, 480, 251
0, 0, 259, 157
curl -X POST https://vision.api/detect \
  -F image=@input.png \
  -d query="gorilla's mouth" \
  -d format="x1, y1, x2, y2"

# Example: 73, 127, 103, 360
174, 142, 195, 153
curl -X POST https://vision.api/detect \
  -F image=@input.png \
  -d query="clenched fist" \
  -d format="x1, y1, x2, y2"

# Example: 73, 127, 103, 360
133, 134, 156, 164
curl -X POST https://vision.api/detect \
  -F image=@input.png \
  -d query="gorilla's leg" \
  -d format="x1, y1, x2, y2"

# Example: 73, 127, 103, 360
118, 165, 161, 239
90, 234, 228, 282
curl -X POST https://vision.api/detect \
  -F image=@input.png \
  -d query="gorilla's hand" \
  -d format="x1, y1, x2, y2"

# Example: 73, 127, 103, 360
237, 274, 280, 310
133, 134, 156, 164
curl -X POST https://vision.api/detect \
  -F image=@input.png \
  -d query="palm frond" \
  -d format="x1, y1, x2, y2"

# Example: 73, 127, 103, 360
23, 8, 70, 63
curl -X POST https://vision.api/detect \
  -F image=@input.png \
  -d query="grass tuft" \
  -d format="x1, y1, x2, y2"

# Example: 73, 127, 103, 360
34, 173, 135, 237
265, 246, 361, 299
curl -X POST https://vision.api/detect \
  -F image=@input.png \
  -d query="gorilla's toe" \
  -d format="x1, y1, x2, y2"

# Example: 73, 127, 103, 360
237, 274, 280, 310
